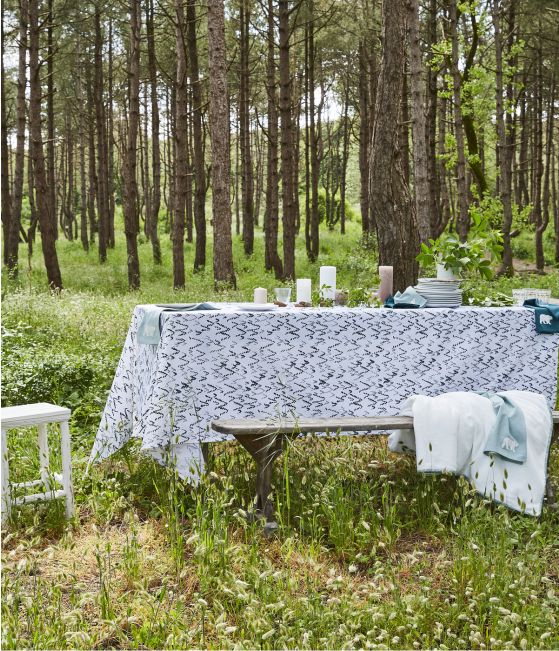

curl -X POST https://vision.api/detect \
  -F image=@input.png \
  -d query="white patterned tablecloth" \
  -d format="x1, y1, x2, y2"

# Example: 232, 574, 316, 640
90, 305, 558, 476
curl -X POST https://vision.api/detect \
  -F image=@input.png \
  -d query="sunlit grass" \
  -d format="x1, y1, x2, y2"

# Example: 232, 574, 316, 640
2, 218, 559, 649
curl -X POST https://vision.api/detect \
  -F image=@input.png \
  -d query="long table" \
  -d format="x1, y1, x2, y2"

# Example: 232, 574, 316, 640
90, 305, 559, 479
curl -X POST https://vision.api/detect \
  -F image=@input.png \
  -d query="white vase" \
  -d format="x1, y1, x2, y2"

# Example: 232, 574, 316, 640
436, 263, 457, 281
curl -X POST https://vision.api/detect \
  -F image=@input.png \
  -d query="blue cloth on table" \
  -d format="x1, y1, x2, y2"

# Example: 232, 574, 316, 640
384, 286, 427, 309
522, 299, 559, 333
137, 303, 219, 345
477, 391, 527, 464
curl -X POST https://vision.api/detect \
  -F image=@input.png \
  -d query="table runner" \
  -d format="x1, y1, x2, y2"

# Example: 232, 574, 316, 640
90, 305, 558, 476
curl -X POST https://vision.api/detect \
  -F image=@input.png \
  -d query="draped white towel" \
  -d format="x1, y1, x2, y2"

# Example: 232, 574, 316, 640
388, 391, 553, 516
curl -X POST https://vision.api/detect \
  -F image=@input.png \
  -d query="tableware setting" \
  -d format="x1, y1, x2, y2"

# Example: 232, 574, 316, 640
414, 278, 463, 308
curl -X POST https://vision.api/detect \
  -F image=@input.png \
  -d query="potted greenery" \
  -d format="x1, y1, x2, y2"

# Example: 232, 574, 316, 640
416, 216, 503, 280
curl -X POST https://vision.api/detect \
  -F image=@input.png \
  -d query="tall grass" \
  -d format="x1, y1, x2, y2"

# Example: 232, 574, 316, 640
2, 220, 558, 649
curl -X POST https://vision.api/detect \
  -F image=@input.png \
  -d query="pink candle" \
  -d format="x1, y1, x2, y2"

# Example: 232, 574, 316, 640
379, 266, 393, 301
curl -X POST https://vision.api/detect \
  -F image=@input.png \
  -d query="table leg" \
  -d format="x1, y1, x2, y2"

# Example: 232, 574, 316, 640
1, 428, 10, 524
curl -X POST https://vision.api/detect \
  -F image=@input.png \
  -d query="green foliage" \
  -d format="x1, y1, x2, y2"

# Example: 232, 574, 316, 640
417, 214, 503, 279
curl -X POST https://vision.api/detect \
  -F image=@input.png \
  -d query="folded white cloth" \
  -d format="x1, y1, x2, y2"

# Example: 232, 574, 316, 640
388, 391, 553, 516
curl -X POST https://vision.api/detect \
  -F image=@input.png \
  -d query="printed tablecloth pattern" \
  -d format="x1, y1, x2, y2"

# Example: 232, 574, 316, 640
91, 306, 558, 466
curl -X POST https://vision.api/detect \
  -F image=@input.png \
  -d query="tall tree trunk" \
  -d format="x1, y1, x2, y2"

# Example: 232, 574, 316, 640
46, 0, 57, 239
358, 42, 370, 234
308, 4, 320, 260
264, 0, 283, 278
186, 0, 206, 271
279, 0, 297, 279
532, 40, 544, 271
207, 0, 236, 287
425, 0, 440, 237
7, 0, 28, 273
370, 0, 419, 291
538, 72, 553, 272
29, 0, 62, 289
448, 0, 470, 241
122, 0, 141, 290
107, 17, 115, 248
79, 97, 89, 252
493, 0, 515, 276
94, 9, 109, 261
1, 8, 12, 269
173, 0, 187, 288
340, 78, 350, 235
239, 0, 254, 255
146, 0, 161, 263
86, 63, 98, 244
408, 0, 431, 244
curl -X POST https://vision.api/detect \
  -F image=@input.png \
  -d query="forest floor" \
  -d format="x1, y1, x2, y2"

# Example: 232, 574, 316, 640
2, 220, 559, 650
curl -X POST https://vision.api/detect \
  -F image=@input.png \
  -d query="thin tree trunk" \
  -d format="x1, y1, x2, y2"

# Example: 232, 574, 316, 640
146, 0, 161, 263
370, 0, 419, 291
533, 41, 544, 271
186, 0, 206, 271
264, 0, 283, 278
1, 8, 12, 269
94, 9, 109, 261
207, 0, 236, 287
448, 0, 470, 240
29, 0, 62, 289
408, 0, 431, 244
358, 42, 370, 234
107, 17, 115, 248
538, 73, 553, 272
122, 0, 141, 289
173, 0, 188, 288
7, 0, 28, 273
493, 0, 515, 276
425, 0, 440, 237
47, 0, 57, 239
240, 0, 254, 255
340, 78, 350, 235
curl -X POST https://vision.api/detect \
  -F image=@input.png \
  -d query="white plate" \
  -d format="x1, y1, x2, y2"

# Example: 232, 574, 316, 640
236, 303, 279, 312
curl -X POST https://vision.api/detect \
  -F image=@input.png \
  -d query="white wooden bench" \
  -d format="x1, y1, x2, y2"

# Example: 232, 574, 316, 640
1, 403, 75, 523
211, 412, 559, 533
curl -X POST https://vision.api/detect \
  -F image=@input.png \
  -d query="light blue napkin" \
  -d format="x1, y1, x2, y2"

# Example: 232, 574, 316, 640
384, 286, 427, 309
137, 303, 219, 345
478, 392, 527, 464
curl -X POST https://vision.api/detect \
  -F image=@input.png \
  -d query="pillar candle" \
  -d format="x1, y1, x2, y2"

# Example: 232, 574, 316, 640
254, 287, 267, 304
296, 278, 312, 303
378, 266, 393, 301
319, 266, 336, 301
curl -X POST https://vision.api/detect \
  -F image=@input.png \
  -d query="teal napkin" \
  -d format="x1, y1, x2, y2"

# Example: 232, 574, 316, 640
523, 299, 559, 333
384, 286, 427, 309
478, 392, 527, 464
137, 303, 219, 345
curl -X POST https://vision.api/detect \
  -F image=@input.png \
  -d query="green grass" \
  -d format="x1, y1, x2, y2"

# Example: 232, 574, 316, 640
2, 219, 559, 650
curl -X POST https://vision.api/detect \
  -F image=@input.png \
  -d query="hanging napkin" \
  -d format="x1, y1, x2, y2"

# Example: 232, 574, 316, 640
137, 303, 219, 345
523, 299, 559, 333
384, 286, 427, 309
478, 392, 527, 464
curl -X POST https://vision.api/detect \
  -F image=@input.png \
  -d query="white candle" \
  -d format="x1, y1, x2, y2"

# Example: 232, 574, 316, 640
319, 266, 336, 301
296, 278, 312, 303
378, 266, 393, 301
254, 287, 267, 304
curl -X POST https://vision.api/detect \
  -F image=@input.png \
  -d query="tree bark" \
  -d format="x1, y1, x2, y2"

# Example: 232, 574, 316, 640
122, 0, 141, 290
264, 0, 283, 278
186, 0, 206, 271
173, 0, 188, 288
370, 0, 419, 291
239, 0, 255, 255
279, 0, 297, 279
448, 0, 470, 241
408, 0, 431, 244
46, 0, 57, 239
94, 9, 109, 261
29, 0, 62, 289
207, 0, 236, 287
493, 0, 515, 277
1, 8, 12, 269
532, 40, 544, 271
146, 0, 162, 264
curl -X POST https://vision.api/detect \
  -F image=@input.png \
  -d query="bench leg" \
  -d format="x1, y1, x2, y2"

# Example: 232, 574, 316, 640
234, 432, 284, 532
38, 423, 51, 492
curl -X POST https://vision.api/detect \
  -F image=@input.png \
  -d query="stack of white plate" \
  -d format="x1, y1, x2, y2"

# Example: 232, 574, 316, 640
415, 278, 463, 308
